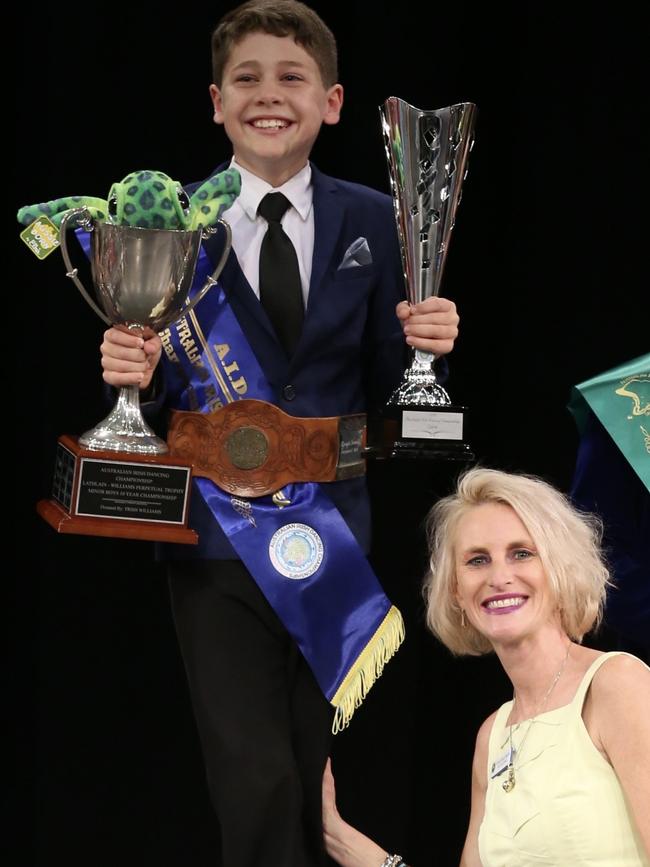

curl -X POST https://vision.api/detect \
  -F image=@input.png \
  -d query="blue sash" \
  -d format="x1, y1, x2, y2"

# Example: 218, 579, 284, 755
159, 247, 404, 732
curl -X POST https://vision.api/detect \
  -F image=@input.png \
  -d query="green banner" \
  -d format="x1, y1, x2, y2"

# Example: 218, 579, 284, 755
569, 354, 650, 492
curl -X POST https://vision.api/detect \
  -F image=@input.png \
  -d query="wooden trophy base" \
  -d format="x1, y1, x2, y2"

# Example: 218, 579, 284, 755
37, 434, 198, 544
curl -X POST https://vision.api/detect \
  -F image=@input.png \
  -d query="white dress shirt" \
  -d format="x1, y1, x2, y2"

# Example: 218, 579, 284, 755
220, 159, 315, 308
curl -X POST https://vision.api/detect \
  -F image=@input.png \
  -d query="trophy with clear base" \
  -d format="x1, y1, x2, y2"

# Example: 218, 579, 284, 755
380, 97, 476, 460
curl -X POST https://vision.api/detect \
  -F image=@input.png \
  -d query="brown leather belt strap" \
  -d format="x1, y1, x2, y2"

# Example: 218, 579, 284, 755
167, 399, 367, 498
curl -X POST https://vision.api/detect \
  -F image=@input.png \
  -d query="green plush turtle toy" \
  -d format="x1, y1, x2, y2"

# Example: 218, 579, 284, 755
17, 167, 241, 231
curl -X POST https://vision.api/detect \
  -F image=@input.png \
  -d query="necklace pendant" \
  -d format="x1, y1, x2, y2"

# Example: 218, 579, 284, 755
502, 766, 515, 793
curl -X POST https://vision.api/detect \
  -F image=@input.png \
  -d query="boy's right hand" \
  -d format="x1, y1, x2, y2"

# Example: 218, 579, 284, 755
100, 326, 162, 390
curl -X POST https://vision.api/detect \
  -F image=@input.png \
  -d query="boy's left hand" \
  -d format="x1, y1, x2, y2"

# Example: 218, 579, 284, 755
396, 296, 459, 356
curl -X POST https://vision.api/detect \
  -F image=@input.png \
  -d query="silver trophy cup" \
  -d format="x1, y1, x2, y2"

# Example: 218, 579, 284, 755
380, 97, 476, 457
59, 210, 231, 455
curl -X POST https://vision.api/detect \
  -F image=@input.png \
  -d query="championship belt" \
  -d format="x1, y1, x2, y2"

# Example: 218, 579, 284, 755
168, 400, 366, 497
160, 247, 404, 733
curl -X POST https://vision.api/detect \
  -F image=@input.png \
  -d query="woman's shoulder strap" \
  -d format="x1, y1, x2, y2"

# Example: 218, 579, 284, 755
571, 651, 630, 709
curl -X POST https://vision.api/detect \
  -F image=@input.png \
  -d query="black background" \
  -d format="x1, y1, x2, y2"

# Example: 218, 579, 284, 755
16, 3, 647, 865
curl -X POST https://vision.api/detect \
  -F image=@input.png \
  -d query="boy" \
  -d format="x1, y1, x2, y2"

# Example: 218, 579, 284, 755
100, 2, 459, 865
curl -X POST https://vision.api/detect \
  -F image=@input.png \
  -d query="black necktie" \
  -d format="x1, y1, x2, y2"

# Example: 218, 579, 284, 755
258, 192, 304, 358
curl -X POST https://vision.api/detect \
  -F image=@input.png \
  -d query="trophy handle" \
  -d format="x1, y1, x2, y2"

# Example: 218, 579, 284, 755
59, 208, 113, 326
60, 212, 231, 324
180, 219, 233, 317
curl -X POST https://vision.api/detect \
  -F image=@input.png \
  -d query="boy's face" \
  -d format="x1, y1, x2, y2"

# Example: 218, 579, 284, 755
210, 32, 343, 186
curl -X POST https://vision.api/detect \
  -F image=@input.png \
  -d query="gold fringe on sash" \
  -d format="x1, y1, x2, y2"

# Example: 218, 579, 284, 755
330, 605, 405, 734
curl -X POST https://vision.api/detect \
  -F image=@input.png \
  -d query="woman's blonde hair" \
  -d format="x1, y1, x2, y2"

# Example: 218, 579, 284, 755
424, 467, 610, 655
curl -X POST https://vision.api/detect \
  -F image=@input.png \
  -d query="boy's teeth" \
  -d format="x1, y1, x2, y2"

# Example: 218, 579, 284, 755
253, 119, 287, 128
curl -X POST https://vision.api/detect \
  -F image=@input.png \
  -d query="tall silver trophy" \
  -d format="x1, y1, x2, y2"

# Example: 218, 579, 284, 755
380, 97, 476, 460
37, 212, 231, 543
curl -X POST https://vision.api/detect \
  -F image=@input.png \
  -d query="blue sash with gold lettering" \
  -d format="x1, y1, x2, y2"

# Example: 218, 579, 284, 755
160, 248, 404, 732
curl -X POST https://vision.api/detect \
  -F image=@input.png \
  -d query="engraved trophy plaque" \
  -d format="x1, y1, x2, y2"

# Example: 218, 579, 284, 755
36, 211, 231, 543
380, 97, 476, 460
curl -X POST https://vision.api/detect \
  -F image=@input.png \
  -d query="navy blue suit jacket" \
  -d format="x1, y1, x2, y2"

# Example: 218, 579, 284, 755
159, 163, 411, 559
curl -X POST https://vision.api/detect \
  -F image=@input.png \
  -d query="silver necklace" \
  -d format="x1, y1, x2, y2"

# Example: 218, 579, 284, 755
502, 643, 571, 793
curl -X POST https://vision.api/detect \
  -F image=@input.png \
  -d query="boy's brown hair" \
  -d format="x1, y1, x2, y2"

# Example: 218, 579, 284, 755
211, 0, 338, 87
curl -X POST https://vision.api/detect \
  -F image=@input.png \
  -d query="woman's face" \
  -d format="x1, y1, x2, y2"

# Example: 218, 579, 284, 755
454, 502, 557, 647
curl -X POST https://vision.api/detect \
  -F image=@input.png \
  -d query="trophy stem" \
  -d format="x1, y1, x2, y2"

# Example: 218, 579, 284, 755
388, 349, 450, 407
79, 385, 168, 455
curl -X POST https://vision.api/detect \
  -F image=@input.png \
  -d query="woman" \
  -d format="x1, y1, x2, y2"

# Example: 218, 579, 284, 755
323, 468, 650, 866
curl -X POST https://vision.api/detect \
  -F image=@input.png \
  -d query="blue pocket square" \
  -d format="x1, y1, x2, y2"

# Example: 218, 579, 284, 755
337, 237, 372, 269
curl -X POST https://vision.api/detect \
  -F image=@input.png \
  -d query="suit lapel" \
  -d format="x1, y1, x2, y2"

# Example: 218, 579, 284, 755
202, 234, 276, 342
201, 236, 290, 382
192, 161, 275, 342
308, 165, 345, 303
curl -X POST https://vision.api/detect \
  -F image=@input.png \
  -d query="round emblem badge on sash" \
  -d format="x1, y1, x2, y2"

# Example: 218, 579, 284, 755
269, 523, 324, 580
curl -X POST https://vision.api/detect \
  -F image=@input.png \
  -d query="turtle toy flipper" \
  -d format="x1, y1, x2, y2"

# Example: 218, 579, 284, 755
17, 166, 241, 233
187, 168, 241, 229
17, 196, 109, 228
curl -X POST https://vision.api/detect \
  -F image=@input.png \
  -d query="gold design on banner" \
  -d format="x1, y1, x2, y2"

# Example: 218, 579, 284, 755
173, 314, 223, 413
187, 311, 234, 404
272, 489, 292, 508
170, 308, 253, 412
176, 315, 204, 367
215, 343, 248, 396
159, 327, 180, 364
615, 373, 650, 418
641, 425, 650, 453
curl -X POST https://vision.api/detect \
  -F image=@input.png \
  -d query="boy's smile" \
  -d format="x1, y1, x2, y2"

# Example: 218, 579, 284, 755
210, 33, 343, 187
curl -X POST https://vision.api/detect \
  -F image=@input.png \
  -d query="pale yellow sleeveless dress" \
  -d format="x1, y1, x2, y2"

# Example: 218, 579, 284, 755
478, 652, 649, 866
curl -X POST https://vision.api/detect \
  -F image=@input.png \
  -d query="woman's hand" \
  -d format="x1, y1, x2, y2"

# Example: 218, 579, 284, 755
322, 758, 391, 867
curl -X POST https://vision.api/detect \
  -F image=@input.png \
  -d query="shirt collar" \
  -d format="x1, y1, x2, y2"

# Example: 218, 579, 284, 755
230, 159, 313, 222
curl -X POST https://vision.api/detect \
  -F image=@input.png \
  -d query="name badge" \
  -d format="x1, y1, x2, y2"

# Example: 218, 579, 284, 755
491, 746, 515, 779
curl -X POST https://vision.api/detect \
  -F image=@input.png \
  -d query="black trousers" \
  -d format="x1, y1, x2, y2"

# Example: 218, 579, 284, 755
168, 559, 335, 867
